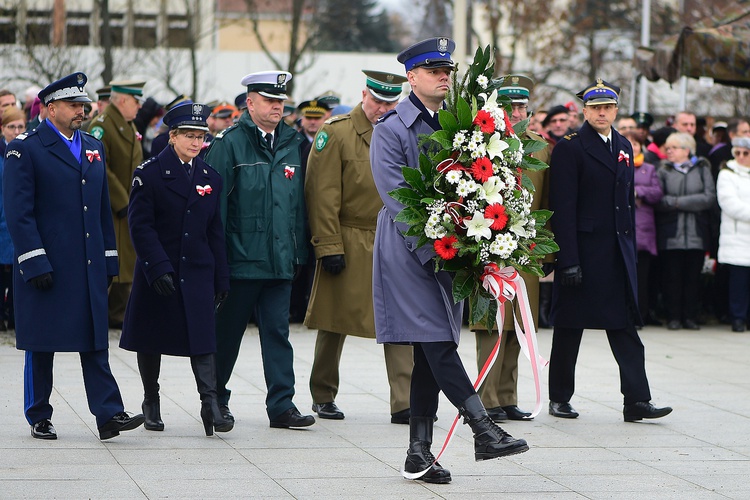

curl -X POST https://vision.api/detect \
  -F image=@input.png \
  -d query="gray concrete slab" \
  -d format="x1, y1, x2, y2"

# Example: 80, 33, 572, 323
1, 323, 749, 499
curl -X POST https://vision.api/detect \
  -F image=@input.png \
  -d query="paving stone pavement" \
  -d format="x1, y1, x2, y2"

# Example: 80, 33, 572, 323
0, 322, 749, 499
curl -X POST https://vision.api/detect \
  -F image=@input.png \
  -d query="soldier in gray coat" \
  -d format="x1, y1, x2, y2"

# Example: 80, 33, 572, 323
370, 37, 528, 485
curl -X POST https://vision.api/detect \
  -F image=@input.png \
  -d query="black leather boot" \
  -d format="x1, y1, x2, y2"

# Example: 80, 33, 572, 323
459, 394, 529, 461
137, 353, 164, 431
191, 354, 234, 436
403, 416, 451, 484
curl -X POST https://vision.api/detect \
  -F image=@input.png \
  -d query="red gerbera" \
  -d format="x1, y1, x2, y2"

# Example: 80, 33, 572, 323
471, 157, 493, 183
484, 203, 508, 231
473, 110, 496, 134
503, 109, 515, 137
434, 235, 459, 260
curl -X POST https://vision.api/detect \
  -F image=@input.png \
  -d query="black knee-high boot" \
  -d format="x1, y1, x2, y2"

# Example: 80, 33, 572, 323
403, 416, 452, 483
191, 354, 233, 436
137, 352, 164, 431
458, 394, 529, 461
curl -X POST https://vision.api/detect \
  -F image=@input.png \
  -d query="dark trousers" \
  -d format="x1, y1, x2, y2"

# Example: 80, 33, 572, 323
727, 264, 750, 321
410, 341, 475, 417
214, 279, 296, 420
24, 350, 125, 427
662, 249, 704, 322
548, 326, 651, 405
636, 251, 653, 322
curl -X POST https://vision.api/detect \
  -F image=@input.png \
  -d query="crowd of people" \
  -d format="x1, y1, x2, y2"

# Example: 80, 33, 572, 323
1, 35, 748, 485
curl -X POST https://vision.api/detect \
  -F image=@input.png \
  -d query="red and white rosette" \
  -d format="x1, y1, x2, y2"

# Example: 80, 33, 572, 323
402, 264, 548, 480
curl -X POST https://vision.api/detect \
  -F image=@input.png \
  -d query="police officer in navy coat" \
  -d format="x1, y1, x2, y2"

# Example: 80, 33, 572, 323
548, 79, 672, 422
3, 72, 144, 440
119, 102, 232, 436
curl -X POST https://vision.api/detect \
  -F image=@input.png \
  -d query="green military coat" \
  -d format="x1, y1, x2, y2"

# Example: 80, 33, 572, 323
303, 104, 381, 337
88, 104, 142, 283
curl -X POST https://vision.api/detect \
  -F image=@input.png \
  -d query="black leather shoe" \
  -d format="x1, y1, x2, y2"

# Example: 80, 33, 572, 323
312, 402, 345, 420
391, 408, 410, 424
549, 401, 579, 418
502, 405, 533, 420
683, 319, 700, 330
219, 404, 234, 423
623, 401, 672, 422
31, 419, 57, 440
98, 411, 145, 440
269, 408, 315, 428
486, 406, 507, 422
667, 320, 681, 330
732, 319, 746, 332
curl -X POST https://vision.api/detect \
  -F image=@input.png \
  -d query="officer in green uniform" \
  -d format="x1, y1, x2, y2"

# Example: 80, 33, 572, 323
473, 75, 552, 422
305, 70, 416, 423
88, 80, 145, 329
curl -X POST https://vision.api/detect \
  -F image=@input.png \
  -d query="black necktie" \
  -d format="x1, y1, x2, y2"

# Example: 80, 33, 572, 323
183, 162, 192, 177
265, 133, 273, 152
606, 138, 611, 152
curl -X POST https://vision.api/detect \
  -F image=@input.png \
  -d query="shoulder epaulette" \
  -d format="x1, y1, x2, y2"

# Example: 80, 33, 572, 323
325, 114, 349, 125
14, 132, 29, 141
136, 156, 158, 170
378, 109, 397, 124
95, 114, 106, 123
563, 132, 578, 141
214, 123, 238, 140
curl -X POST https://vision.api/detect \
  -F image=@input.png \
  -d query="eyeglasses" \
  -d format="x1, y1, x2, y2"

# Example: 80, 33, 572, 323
511, 103, 528, 111
182, 133, 206, 142
4, 124, 24, 130
735, 150, 750, 158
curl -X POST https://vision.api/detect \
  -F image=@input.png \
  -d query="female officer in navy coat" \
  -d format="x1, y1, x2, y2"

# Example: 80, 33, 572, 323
119, 102, 232, 436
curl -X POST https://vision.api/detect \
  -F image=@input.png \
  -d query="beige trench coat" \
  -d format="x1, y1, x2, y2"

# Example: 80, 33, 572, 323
89, 103, 143, 283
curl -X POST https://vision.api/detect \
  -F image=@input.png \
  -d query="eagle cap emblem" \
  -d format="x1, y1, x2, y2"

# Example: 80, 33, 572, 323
277, 73, 287, 85
511, 76, 519, 85
437, 38, 448, 53
192, 103, 203, 115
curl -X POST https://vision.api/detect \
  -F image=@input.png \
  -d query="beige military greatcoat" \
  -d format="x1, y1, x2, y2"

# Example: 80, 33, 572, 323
303, 103, 381, 337
89, 103, 143, 283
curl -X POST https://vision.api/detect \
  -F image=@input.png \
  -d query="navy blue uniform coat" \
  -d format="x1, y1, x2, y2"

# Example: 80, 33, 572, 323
549, 121, 639, 329
119, 146, 230, 356
3, 121, 118, 351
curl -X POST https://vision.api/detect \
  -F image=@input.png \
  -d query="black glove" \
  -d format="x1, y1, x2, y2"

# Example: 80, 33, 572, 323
560, 265, 583, 287
214, 290, 229, 313
152, 273, 176, 297
542, 262, 556, 277
30, 272, 53, 290
116, 207, 128, 219
321, 254, 346, 275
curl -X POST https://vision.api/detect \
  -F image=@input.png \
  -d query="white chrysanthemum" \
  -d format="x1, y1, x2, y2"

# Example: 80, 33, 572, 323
442, 213, 453, 224
456, 182, 472, 197
464, 179, 480, 193
470, 143, 487, 159
489, 232, 517, 258
471, 130, 484, 143
434, 225, 447, 238
425, 225, 439, 239
453, 131, 467, 149
446, 170, 462, 184
428, 213, 441, 225
476, 75, 489, 89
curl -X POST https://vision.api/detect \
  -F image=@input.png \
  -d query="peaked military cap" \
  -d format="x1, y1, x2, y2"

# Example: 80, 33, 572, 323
297, 100, 328, 118
315, 92, 340, 109
497, 74, 534, 103
631, 111, 654, 129
362, 70, 406, 102
110, 79, 146, 103
235, 92, 248, 110
397, 37, 456, 72
39, 72, 92, 105
241, 71, 292, 100
210, 102, 238, 119
576, 78, 620, 105
162, 102, 210, 131
165, 94, 192, 111
95, 86, 111, 100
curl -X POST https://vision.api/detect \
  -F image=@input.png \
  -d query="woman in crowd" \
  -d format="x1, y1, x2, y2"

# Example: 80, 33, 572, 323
655, 132, 716, 330
119, 102, 232, 436
716, 137, 750, 332
625, 131, 663, 327
0, 106, 26, 330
